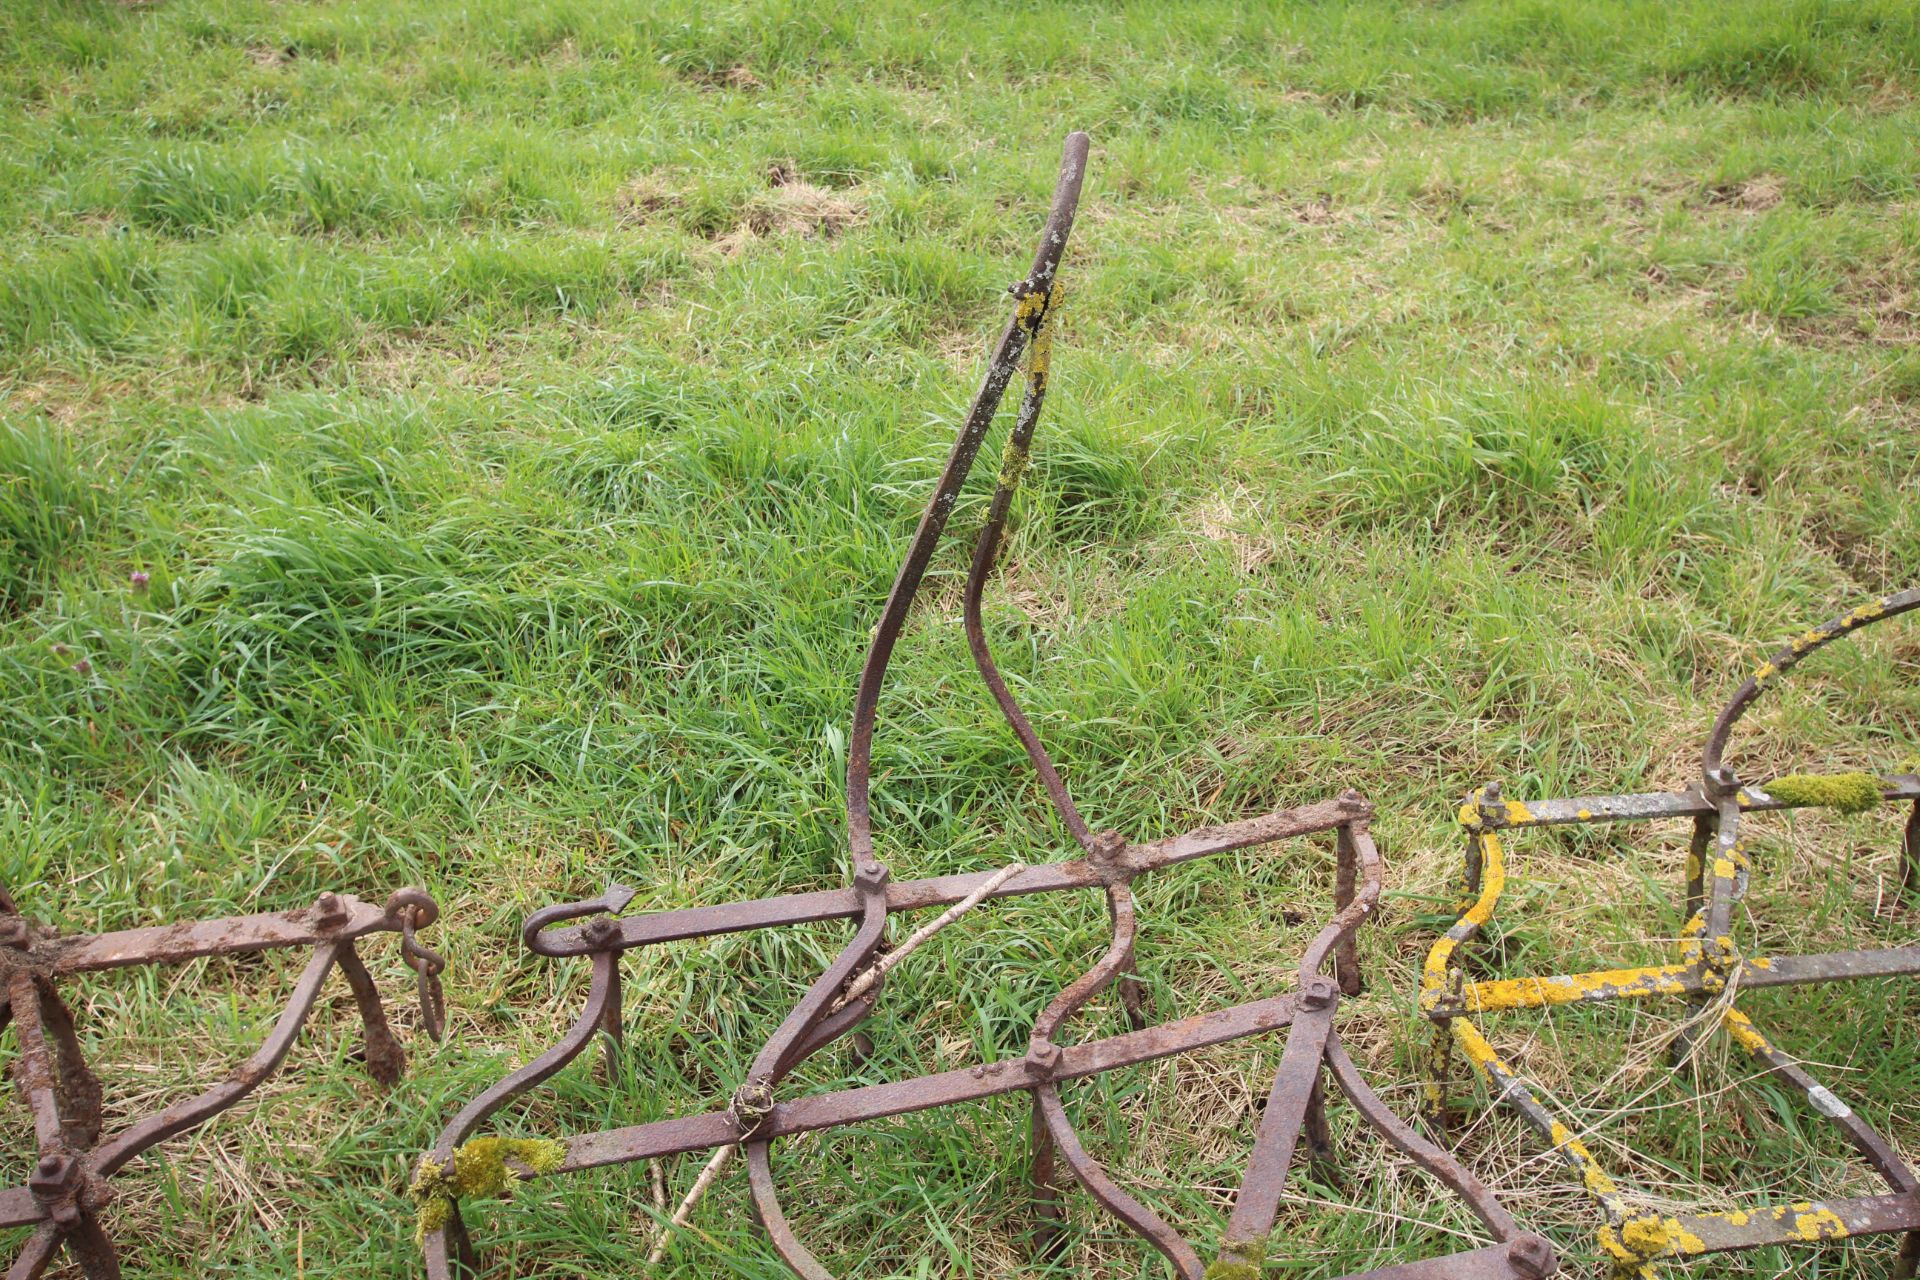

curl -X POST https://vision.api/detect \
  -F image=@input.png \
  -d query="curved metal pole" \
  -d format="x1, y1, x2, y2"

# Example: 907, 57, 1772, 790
1028, 884, 1206, 1277
421, 951, 618, 1280
1297, 816, 1382, 984
5, 1224, 61, 1280
1701, 587, 1920, 782
86, 945, 340, 1178
845, 129, 1089, 873
1215, 817, 1382, 1269
744, 1140, 840, 1280
1323, 1035, 1521, 1241
961, 268, 1097, 854
736, 132, 1092, 1246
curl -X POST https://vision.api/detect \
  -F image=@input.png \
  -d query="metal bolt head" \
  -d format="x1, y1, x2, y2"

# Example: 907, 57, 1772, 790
1090, 830, 1126, 863
29, 1154, 81, 1224
1505, 1234, 1556, 1278
581, 917, 618, 948
853, 862, 890, 894
1300, 976, 1339, 1011
730, 1080, 776, 1136
1475, 781, 1507, 829
0, 916, 29, 949
1026, 1040, 1063, 1078
31, 1154, 74, 1186
313, 892, 348, 930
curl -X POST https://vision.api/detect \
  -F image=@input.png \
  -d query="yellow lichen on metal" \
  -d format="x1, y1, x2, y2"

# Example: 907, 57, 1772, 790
1790, 1206, 1849, 1241
1461, 964, 1692, 1013
1760, 772, 1882, 815
1667, 1220, 1707, 1253
1454, 793, 1534, 829
1203, 1239, 1267, 1279
1541, 1116, 1624, 1203
1504, 799, 1534, 824
1611, 1213, 1708, 1261
996, 436, 1030, 492
1421, 1025, 1454, 1116
1694, 1202, 1851, 1242
1022, 281, 1063, 374
1595, 1230, 1660, 1280
410, 1136, 568, 1242
1721, 1008, 1771, 1056
994, 283, 1063, 494
1013, 287, 1049, 327
1842, 598, 1888, 628
1449, 1017, 1506, 1075
1422, 828, 1505, 1007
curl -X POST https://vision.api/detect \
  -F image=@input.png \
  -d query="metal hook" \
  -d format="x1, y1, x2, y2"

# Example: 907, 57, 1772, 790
524, 884, 638, 957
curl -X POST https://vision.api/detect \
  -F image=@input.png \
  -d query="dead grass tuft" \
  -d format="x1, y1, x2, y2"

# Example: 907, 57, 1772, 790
1702, 174, 1785, 212
683, 64, 764, 91
614, 173, 682, 227
713, 182, 864, 255
1190, 493, 1276, 575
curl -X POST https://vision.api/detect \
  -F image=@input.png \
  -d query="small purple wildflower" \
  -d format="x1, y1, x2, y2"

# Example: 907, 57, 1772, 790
130, 570, 150, 589
72, 659, 91, 675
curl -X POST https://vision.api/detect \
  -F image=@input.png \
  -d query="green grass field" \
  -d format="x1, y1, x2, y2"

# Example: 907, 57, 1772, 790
2, 1, 1918, 1275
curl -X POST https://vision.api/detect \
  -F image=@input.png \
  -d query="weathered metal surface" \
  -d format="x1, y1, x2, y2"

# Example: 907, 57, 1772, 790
0, 885, 444, 1274
419, 133, 1557, 1280
1424, 589, 1920, 1279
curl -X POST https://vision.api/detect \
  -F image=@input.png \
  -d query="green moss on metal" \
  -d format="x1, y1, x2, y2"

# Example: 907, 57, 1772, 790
411, 1136, 567, 1241
1763, 772, 1882, 815
1205, 1240, 1267, 1278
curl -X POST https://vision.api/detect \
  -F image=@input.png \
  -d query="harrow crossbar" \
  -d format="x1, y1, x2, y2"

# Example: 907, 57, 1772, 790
523, 797, 1360, 958
555, 991, 1305, 1172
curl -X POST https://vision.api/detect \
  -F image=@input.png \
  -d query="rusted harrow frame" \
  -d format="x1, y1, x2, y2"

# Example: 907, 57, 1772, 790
0, 881, 445, 1278
1423, 589, 1920, 1278
420, 133, 1557, 1280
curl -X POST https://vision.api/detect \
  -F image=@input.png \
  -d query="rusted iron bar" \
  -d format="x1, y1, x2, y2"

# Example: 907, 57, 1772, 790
1424, 588, 1920, 1280
0, 885, 444, 1276
420, 133, 1556, 1280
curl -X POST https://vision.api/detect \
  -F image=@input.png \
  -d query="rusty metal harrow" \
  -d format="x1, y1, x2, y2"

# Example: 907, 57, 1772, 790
0, 882, 445, 1278
417, 133, 1558, 1280
1423, 589, 1920, 1278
